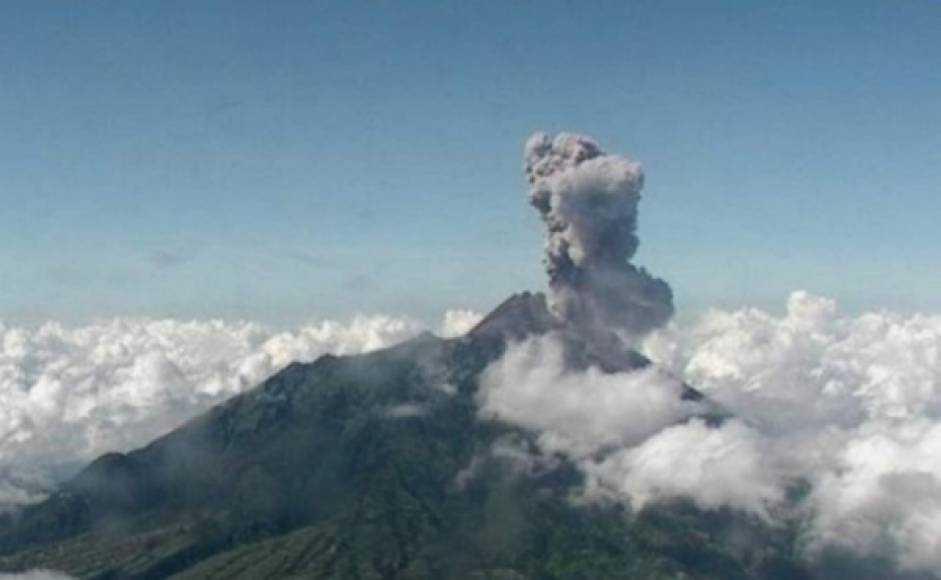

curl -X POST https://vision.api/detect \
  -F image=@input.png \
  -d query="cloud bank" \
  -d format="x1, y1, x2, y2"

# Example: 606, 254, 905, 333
0, 310, 479, 509
478, 334, 780, 518
645, 291, 941, 571
481, 291, 941, 572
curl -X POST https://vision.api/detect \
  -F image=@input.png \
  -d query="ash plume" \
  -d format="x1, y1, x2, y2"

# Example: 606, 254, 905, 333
524, 132, 673, 347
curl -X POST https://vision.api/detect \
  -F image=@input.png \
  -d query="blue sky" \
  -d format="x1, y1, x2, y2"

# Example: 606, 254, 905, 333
2, 1, 939, 326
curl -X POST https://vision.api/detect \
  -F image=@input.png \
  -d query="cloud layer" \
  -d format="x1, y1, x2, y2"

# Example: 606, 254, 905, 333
477, 333, 780, 519
480, 291, 941, 572
646, 291, 941, 570
0, 310, 479, 509
5, 290, 941, 571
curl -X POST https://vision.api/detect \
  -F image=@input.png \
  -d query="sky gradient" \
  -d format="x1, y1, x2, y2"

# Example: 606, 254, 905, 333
2, 1, 940, 326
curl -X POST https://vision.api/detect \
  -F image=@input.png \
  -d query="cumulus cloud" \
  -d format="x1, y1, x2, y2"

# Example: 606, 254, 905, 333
479, 334, 702, 457
0, 312, 447, 509
477, 334, 781, 517
585, 418, 783, 519
479, 292, 941, 571
639, 291, 941, 571
440, 309, 483, 338
524, 132, 673, 347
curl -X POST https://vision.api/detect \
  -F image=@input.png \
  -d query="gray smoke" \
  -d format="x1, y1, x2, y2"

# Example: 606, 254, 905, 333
524, 132, 673, 346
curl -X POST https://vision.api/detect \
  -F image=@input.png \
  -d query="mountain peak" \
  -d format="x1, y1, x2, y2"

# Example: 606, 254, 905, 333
469, 291, 556, 341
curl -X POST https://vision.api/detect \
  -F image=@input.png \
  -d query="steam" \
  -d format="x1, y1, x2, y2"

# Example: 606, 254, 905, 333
524, 132, 673, 345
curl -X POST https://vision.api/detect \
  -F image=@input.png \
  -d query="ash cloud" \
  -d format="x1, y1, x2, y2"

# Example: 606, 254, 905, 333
480, 131, 774, 532
524, 132, 673, 347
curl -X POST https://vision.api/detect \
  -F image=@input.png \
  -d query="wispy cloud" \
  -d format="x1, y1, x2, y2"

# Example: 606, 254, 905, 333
146, 242, 202, 269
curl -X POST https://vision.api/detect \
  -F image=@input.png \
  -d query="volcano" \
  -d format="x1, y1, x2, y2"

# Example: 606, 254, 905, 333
0, 292, 813, 580
1, 131, 929, 580
1, 294, 933, 579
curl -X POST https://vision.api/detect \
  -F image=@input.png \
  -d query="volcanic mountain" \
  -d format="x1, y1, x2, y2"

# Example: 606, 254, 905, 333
0, 293, 931, 580
0, 292, 798, 580
1, 133, 927, 579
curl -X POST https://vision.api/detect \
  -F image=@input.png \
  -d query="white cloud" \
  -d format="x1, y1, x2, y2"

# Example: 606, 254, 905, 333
477, 333, 780, 519
478, 291, 941, 572
0, 313, 435, 508
585, 418, 782, 519
440, 309, 483, 338
6, 291, 941, 573
478, 333, 701, 458
640, 291, 941, 571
